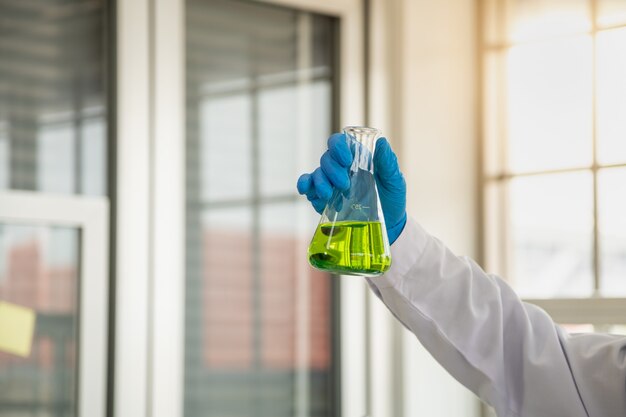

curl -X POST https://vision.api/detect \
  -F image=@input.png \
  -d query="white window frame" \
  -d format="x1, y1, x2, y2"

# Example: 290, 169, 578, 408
114, 1, 390, 417
0, 190, 109, 417
479, 0, 626, 327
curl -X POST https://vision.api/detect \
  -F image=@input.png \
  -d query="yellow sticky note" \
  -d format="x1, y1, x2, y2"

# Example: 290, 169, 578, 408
0, 301, 36, 357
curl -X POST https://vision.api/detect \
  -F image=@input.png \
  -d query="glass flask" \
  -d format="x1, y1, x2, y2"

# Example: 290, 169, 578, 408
308, 126, 392, 276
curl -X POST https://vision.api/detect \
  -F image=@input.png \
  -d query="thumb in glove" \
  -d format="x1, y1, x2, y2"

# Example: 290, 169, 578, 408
373, 138, 407, 244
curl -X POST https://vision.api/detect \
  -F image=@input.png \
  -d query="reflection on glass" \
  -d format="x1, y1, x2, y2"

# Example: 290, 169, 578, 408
598, 168, 626, 296
507, 37, 592, 172
597, 0, 626, 27
0, 224, 79, 416
506, 0, 590, 42
509, 173, 593, 298
597, 28, 626, 165
186, 1, 336, 416
0, 0, 107, 196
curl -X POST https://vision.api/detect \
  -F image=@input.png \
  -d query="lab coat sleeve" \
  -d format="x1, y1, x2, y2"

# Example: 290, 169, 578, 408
366, 217, 626, 417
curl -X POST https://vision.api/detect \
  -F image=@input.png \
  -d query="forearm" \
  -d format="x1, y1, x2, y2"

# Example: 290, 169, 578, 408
367, 218, 590, 417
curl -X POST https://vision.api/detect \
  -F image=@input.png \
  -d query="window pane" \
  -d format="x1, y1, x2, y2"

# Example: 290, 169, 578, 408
198, 95, 252, 201
597, 0, 626, 27
608, 325, 626, 335
507, 37, 592, 172
505, 0, 590, 42
561, 324, 595, 333
259, 80, 332, 197
561, 324, 626, 336
0, 1, 108, 196
185, 208, 254, 413
508, 173, 593, 298
597, 28, 626, 165
598, 168, 626, 296
0, 224, 79, 416
185, 1, 337, 416
259, 87, 298, 197
260, 203, 333, 412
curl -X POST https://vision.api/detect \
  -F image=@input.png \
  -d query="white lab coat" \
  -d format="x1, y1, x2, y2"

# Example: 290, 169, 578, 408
366, 217, 626, 417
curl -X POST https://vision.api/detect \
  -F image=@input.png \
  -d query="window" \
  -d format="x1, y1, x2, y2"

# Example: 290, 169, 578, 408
0, 0, 108, 196
482, 0, 626, 323
0, 1, 110, 416
184, 1, 338, 416
0, 225, 80, 415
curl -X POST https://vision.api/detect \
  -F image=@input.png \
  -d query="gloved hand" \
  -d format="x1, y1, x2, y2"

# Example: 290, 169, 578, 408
297, 133, 407, 244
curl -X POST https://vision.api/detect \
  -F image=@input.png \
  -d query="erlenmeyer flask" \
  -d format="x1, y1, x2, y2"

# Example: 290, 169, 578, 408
307, 126, 392, 276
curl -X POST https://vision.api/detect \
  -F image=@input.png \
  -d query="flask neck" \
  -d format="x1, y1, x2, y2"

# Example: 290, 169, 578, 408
344, 126, 380, 173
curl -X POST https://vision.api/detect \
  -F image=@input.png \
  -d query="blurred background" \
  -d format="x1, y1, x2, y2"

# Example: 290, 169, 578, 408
0, 0, 625, 416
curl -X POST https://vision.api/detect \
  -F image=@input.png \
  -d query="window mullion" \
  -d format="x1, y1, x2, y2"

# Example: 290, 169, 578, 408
250, 68, 263, 408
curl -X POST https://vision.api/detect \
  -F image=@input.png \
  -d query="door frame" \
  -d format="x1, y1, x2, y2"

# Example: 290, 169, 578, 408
0, 190, 109, 417
115, 1, 368, 417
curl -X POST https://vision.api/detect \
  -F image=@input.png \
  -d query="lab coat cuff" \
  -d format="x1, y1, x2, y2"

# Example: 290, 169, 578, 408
375, 217, 429, 288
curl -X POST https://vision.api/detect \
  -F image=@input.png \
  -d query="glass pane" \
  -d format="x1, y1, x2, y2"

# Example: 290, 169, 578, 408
507, 37, 592, 172
259, 87, 298, 196
560, 324, 626, 335
561, 324, 595, 333
508, 173, 593, 298
608, 325, 626, 335
185, 208, 254, 413
259, 80, 332, 196
597, 28, 626, 165
598, 168, 626, 296
185, 1, 337, 416
259, 203, 333, 411
198, 95, 252, 201
598, 0, 626, 27
0, 224, 79, 416
505, 0, 591, 42
0, 0, 108, 196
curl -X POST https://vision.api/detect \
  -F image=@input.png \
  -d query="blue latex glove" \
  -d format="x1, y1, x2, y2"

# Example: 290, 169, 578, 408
297, 133, 407, 244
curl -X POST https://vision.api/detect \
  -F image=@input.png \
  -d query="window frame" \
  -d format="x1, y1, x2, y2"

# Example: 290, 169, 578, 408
0, 190, 109, 417
114, 1, 370, 417
479, 0, 626, 327
0, 1, 112, 413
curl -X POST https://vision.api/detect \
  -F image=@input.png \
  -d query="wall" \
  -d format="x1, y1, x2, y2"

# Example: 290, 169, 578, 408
368, 0, 482, 416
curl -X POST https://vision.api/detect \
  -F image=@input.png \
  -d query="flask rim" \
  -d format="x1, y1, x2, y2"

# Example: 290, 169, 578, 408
343, 126, 381, 138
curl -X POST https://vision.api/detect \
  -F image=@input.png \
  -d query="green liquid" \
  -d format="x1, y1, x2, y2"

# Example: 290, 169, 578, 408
308, 221, 391, 276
